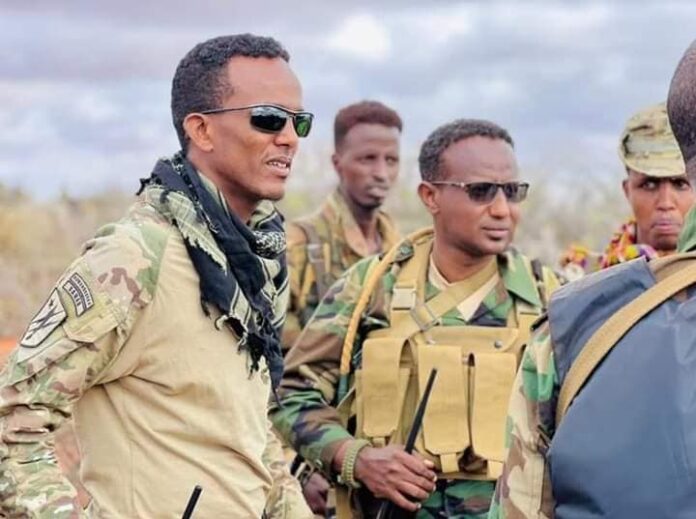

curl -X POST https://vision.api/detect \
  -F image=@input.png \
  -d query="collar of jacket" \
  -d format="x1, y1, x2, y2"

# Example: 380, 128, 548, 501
393, 235, 542, 309
322, 188, 399, 257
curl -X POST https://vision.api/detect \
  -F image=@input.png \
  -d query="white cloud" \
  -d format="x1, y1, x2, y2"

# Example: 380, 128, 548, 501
493, 3, 613, 45
396, 5, 475, 46
327, 14, 392, 62
2, 1, 696, 199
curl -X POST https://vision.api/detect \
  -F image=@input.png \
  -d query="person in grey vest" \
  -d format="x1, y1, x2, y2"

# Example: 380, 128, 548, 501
489, 39, 696, 519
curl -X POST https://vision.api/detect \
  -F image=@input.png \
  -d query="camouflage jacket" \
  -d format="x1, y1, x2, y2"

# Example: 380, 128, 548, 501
271, 232, 559, 517
487, 319, 556, 519
282, 188, 400, 351
491, 208, 696, 519
0, 178, 310, 518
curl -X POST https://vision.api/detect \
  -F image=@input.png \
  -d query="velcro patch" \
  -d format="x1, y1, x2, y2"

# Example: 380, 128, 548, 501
62, 272, 94, 317
20, 290, 67, 348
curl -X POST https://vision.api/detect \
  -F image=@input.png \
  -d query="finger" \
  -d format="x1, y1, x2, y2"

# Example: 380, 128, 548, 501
395, 451, 437, 481
395, 470, 436, 494
386, 489, 421, 513
395, 479, 432, 502
316, 477, 330, 493
411, 451, 437, 471
417, 455, 436, 470
384, 460, 435, 493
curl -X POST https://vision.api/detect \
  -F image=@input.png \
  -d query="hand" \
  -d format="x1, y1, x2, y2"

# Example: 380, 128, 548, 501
353, 445, 436, 513
302, 472, 329, 515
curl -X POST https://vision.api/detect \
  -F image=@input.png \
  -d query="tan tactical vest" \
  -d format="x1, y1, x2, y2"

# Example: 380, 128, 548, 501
338, 230, 541, 481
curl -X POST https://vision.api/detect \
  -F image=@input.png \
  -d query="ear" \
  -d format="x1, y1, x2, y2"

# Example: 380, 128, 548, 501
183, 113, 214, 153
622, 176, 630, 200
418, 182, 440, 216
331, 151, 342, 176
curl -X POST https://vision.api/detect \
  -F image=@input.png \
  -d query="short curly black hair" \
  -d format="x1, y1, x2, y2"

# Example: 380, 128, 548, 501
668, 40, 696, 177
171, 34, 290, 149
418, 119, 514, 181
334, 100, 402, 149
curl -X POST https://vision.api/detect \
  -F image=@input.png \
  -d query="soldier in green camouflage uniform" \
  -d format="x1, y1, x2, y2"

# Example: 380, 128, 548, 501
559, 102, 693, 280
489, 42, 696, 519
0, 34, 312, 518
272, 119, 560, 518
283, 100, 403, 353
485, 315, 556, 519
283, 101, 402, 516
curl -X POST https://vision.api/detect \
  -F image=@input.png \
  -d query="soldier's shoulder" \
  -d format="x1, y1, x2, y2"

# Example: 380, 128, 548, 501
285, 220, 309, 249
318, 254, 384, 305
503, 249, 563, 306
81, 201, 175, 305
504, 248, 550, 282
102, 199, 173, 242
6, 202, 175, 385
286, 209, 332, 246
349, 253, 384, 282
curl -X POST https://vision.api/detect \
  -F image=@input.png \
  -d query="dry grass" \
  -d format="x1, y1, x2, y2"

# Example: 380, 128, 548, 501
0, 172, 628, 337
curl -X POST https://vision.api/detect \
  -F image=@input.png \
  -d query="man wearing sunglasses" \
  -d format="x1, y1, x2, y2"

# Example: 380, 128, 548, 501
282, 100, 403, 516
0, 34, 312, 518
560, 103, 693, 279
272, 118, 559, 518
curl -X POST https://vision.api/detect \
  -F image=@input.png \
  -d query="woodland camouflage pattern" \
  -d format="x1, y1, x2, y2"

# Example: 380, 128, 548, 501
490, 207, 696, 519
282, 188, 400, 350
0, 193, 307, 518
271, 234, 559, 519
487, 320, 556, 519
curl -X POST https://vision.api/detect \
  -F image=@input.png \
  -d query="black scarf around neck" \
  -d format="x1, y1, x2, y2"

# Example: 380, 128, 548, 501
139, 153, 287, 390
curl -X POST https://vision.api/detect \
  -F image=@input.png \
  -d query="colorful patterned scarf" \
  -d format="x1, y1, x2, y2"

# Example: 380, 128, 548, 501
600, 219, 663, 269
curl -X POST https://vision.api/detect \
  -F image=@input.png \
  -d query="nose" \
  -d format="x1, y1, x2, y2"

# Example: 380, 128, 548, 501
371, 158, 391, 183
488, 187, 512, 218
273, 118, 300, 150
656, 181, 678, 211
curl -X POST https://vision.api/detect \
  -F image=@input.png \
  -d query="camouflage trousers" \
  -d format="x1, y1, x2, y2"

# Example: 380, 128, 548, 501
417, 479, 494, 519
357, 479, 493, 518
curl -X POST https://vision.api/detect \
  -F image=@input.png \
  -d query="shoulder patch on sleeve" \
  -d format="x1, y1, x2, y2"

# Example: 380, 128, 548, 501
62, 272, 95, 317
19, 290, 67, 348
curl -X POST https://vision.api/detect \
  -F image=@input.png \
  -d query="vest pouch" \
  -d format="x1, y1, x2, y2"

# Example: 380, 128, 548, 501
414, 326, 520, 477
423, 325, 520, 355
359, 337, 410, 445
417, 344, 470, 474
469, 351, 517, 479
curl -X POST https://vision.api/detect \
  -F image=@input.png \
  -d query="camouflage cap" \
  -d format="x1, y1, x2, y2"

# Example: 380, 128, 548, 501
618, 102, 685, 177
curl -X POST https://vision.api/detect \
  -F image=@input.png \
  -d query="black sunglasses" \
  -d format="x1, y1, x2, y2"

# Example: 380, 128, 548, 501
430, 181, 530, 203
199, 103, 314, 138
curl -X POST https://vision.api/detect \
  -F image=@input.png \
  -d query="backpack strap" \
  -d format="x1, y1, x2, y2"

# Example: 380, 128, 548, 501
338, 228, 433, 377
387, 244, 499, 341
556, 255, 696, 427
293, 219, 332, 305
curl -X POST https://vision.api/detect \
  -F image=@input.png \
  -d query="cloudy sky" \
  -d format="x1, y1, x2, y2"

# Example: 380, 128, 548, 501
1, 0, 695, 198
